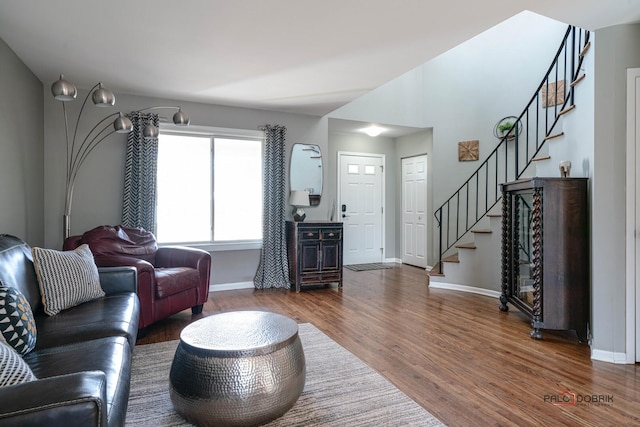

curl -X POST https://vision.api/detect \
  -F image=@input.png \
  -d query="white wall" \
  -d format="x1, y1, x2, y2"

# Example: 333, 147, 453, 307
0, 37, 44, 245
592, 23, 640, 359
43, 90, 328, 286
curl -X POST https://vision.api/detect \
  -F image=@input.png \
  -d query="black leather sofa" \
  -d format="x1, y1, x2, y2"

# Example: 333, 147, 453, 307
0, 234, 140, 427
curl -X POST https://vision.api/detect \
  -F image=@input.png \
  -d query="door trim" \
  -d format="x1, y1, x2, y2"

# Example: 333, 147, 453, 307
625, 68, 640, 363
337, 151, 386, 263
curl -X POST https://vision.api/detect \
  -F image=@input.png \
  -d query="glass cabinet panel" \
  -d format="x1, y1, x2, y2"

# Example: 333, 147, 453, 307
513, 192, 534, 310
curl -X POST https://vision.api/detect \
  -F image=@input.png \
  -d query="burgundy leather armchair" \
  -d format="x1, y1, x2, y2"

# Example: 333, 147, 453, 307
64, 225, 211, 330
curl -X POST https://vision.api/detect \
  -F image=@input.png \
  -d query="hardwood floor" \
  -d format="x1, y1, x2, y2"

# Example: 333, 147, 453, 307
137, 265, 640, 426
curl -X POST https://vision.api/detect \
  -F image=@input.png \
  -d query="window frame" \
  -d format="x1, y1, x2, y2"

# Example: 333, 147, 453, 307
158, 123, 264, 252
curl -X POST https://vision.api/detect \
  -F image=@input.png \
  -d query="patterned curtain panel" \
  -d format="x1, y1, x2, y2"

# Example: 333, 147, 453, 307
254, 125, 290, 289
121, 112, 159, 234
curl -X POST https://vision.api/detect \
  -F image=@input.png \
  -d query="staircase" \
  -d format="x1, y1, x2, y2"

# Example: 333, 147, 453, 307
430, 25, 591, 293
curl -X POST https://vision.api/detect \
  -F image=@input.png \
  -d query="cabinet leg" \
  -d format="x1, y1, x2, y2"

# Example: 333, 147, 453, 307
499, 294, 509, 312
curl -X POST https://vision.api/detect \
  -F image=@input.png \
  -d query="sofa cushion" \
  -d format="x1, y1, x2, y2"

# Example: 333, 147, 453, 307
154, 267, 200, 299
81, 225, 158, 264
0, 341, 36, 387
0, 284, 37, 355
35, 292, 139, 352
32, 245, 105, 316
24, 336, 131, 426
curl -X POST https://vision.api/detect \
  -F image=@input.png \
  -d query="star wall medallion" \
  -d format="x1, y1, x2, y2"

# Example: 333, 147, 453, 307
541, 80, 565, 108
458, 140, 479, 161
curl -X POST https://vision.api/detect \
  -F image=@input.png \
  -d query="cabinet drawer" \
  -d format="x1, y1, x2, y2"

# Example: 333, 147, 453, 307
299, 229, 320, 240
321, 229, 341, 240
300, 272, 341, 283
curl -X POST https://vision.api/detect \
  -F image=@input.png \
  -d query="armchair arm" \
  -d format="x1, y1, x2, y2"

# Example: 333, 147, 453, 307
156, 246, 212, 308
98, 266, 138, 294
0, 371, 107, 427
155, 246, 210, 269
94, 255, 155, 329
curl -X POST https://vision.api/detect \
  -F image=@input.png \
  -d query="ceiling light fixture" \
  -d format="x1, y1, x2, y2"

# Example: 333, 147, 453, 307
363, 125, 384, 137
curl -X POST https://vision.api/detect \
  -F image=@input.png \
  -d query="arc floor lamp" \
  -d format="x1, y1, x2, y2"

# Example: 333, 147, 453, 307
51, 74, 190, 240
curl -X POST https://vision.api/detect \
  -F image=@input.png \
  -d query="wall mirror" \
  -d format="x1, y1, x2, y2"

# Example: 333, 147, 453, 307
290, 143, 323, 206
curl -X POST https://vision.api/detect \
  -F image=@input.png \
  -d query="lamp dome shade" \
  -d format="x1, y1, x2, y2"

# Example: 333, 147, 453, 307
92, 83, 116, 107
51, 74, 77, 101
143, 123, 159, 139
113, 113, 133, 133
173, 109, 190, 126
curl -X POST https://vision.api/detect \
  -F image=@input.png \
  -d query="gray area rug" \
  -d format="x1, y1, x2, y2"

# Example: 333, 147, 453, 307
344, 263, 394, 271
126, 323, 444, 426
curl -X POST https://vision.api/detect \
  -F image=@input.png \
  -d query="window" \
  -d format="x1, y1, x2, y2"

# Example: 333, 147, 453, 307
156, 129, 263, 246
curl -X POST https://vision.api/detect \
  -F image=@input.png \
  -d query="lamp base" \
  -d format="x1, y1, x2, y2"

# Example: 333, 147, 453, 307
292, 207, 306, 222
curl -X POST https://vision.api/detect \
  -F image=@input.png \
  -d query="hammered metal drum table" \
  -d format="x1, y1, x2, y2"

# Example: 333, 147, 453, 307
169, 311, 306, 427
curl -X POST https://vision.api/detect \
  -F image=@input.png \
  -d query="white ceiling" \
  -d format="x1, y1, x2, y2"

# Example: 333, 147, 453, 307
1, 1, 639, 117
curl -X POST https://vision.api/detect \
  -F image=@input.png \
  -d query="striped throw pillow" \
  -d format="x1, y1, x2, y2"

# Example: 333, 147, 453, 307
32, 244, 105, 316
0, 341, 36, 387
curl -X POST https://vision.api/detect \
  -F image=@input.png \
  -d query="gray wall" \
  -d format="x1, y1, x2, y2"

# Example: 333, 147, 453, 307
329, 12, 567, 268
43, 90, 328, 286
0, 38, 44, 245
592, 23, 640, 356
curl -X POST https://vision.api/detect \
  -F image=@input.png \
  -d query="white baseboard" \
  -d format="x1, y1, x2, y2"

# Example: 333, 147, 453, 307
428, 281, 501, 299
209, 282, 254, 292
590, 349, 633, 364
385, 258, 402, 264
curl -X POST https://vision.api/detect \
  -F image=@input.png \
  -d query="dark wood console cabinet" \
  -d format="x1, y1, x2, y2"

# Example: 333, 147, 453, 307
286, 221, 343, 292
499, 177, 589, 340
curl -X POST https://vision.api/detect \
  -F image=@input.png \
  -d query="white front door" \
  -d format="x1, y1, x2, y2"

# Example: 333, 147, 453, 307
401, 155, 428, 268
338, 153, 384, 265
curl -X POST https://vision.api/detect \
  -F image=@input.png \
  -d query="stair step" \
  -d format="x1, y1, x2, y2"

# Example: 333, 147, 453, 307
428, 262, 445, 276
580, 41, 591, 58
471, 229, 492, 234
558, 105, 576, 116
532, 156, 551, 162
486, 213, 501, 218
442, 253, 459, 263
455, 242, 476, 249
544, 132, 564, 141
571, 74, 586, 87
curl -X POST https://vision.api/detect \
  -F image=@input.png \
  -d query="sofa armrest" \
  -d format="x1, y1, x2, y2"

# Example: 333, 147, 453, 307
0, 371, 107, 427
98, 266, 138, 294
155, 246, 210, 269
94, 255, 155, 276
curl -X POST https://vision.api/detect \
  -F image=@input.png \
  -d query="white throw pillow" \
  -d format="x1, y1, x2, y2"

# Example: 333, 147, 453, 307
32, 244, 105, 316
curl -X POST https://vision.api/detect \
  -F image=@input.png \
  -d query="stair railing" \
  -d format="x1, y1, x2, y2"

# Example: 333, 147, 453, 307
434, 25, 590, 273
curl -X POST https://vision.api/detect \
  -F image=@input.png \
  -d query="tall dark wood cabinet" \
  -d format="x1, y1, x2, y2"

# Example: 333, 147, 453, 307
286, 221, 343, 292
499, 177, 589, 340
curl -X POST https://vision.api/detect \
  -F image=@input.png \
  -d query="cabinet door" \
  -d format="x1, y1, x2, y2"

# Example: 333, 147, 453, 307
300, 241, 321, 272
321, 240, 341, 271
512, 192, 535, 311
